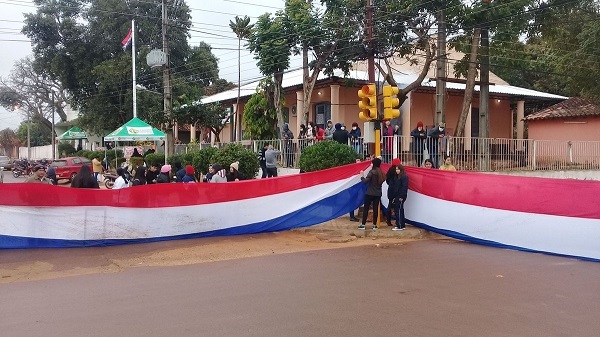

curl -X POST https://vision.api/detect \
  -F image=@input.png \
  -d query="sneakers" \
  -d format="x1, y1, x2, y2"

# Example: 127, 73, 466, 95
372, 225, 378, 230
392, 226, 406, 231
358, 224, 366, 230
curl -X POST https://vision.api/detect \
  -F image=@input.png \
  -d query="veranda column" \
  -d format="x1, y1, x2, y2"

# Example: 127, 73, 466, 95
465, 104, 472, 151
516, 100, 525, 151
401, 92, 411, 151
330, 85, 340, 124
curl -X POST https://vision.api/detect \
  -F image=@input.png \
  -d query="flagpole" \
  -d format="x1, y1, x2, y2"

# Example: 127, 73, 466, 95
132, 19, 137, 118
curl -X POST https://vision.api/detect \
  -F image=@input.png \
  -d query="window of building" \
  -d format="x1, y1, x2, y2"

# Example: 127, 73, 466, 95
314, 102, 331, 129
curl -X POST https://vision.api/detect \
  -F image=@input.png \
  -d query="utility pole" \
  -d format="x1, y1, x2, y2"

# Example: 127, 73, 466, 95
479, 26, 490, 170
27, 117, 31, 161
51, 91, 56, 160
162, 0, 173, 157
435, 9, 447, 125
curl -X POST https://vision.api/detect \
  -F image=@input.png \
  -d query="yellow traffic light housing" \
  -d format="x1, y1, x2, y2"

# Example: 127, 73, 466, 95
358, 84, 377, 121
383, 85, 400, 120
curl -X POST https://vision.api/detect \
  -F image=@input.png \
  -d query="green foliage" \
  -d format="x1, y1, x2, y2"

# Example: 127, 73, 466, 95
298, 140, 358, 172
17, 122, 51, 147
144, 153, 165, 168
167, 153, 194, 167
243, 78, 278, 140
210, 143, 259, 180
0, 128, 17, 155
58, 142, 76, 157
172, 102, 229, 142
191, 146, 218, 175
129, 157, 145, 170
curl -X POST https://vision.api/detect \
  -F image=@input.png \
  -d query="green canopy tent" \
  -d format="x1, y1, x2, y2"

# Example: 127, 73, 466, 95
57, 126, 88, 140
57, 126, 88, 153
104, 117, 167, 166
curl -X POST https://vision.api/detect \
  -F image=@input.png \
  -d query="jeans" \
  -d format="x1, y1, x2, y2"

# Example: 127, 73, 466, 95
94, 172, 99, 181
260, 163, 267, 178
361, 194, 381, 225
387, 199, 405, 228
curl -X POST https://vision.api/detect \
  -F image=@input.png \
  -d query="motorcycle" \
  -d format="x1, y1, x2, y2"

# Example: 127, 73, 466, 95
103, 172, 117, 189
12, 162, 33, 178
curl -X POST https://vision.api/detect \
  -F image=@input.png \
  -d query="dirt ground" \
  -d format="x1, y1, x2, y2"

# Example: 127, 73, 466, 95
0, 222, 436, 284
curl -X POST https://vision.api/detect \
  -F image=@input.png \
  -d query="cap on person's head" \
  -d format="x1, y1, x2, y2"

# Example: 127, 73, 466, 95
417, 121, 424, 127
33, 165, 45, 172
160, 164, 172, 173
185, 165, 195, 175
372, 158, 382, 167
230, 161, 239, 171
391, 158, 401, 166
335, 123, 342, 129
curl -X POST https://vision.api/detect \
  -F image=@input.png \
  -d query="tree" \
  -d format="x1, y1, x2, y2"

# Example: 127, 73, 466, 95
229, 15, 254, 141
243, 78, 278, 140
22, 0, 193, 134
17, 121, 51, 147
0, 128, 18, 156
0, 58, 68, 132
172, 102, 230, 143
247, 13, 291, 136
283, 0, 362, 126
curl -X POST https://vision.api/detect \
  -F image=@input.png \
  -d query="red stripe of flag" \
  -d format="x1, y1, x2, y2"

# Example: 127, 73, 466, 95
121, 28, 132, 50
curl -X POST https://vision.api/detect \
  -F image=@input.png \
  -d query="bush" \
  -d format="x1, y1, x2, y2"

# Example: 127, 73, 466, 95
210, 143, 259, 180
144, 153, 165, 168
191, 146, 218, 175
298, 140, 359, 172
129, 157, 145, 170
58, 142, 76, 157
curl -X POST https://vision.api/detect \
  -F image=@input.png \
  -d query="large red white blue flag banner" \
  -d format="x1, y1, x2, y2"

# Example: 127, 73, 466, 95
0, 163, 599, 262
121, 28, 132, 51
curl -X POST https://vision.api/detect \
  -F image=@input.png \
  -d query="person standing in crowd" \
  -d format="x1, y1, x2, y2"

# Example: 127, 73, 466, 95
386, 161, 408, 231
324, 120, 335, 140
423, 159, 434, 168
156, 165, 171, 184
183, 165, 196, 183
265, 144, 281, 178
101, 157, 109, 171
210, 164, 227, 183
227, 161, 243, 182
92, 156, 103, 181
25, 165, 51, 184
358, 158, 385, 231
410, 121, 427, 167
258, 144, 268, 178
439, 155, 457, 171
332, 122, 349, 145
131, 148, 142, 158
173, 161, 185, 182
281, 123, 294, 168
427, 122, 446, 168
382, 119, 394, 163
71, 165, 99, 188
132, 166, 147, 186
146, 164, 159, 184
46, 165, 57, 185
314, 123, 325, 141
113, 167, 130, 189
306, 122, 315, 144
348, 122, 362, 155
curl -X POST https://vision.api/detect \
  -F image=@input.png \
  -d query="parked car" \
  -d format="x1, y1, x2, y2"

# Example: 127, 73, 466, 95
0, 156, 9, 171
50, 157, 93, 182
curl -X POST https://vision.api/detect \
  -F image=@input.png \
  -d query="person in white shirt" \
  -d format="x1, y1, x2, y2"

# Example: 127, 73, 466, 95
112, 167, 130, 189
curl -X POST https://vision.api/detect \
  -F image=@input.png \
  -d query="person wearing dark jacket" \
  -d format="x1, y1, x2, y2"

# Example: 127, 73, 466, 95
146, 164, 158, 184
174, 161, 185, 182
358, 158, 385, 231
332, 123, 349, 145
410, 121, 427, 167
258, 144, 268, 178
427, 122, 446, 168
182, 165, 196, 183
46, 165, 57, 185
227, 161, 243, 181
70, 165, 99, 189
386, 161, 409, 231
348, 122, 362, 154
131, 166, 147, 186
156, 165, 171, 183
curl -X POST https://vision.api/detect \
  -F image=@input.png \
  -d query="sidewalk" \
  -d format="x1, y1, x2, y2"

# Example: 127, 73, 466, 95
293, 212, 437, 243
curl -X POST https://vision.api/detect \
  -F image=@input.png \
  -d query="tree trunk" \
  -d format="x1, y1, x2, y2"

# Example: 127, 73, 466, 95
273, 72, 284, 137
301, 44, 310, 126
234, 37, 241, 142
455, 28, 482, 137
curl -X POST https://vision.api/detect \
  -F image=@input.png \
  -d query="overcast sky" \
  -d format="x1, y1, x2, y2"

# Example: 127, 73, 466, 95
0, 0, 302, 130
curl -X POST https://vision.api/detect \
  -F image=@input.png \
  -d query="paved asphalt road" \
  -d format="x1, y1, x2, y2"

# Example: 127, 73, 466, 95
1, 240, 599, 337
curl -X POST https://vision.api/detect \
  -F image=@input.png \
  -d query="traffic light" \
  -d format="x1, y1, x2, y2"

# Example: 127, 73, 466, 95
383, 85, 400, 120
358, 84, 377, 121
